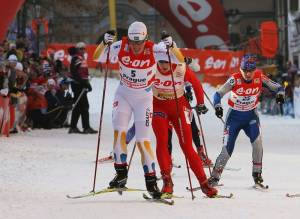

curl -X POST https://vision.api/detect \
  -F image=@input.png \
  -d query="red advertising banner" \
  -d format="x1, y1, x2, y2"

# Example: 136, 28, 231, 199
0, 96, 10, 137
0, 0, 25, 41
47, 43, 243, 85
144, 0, 229, 49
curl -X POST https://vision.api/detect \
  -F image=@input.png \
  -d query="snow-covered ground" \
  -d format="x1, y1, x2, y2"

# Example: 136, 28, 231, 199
1, 78, 300, 219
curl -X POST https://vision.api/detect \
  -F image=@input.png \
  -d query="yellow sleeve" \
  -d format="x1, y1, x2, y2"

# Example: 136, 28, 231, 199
93, 42, 107, 61
170, 46, 185, 63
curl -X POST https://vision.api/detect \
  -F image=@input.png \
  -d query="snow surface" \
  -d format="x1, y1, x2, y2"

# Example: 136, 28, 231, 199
1, 77, 300, 219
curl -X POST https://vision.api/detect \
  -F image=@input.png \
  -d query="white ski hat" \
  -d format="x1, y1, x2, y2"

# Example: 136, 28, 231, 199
76, 42, 86, 48
154, 42, 179, 63
8, 54, 18, 62
128, 21, 147, 41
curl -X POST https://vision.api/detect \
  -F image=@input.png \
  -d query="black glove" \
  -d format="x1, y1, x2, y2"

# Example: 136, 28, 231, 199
184, 85, 193, 102
215, 106, 223, 118
196, 104, 208, 115
276, 93, 285, 105
184, 57, 192, 65
161, 31, 173, 47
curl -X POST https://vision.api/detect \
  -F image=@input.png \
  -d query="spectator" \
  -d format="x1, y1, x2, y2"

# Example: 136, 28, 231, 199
0, 46, 5, 63
0, 63, 8, 96
68, 42, 97, 134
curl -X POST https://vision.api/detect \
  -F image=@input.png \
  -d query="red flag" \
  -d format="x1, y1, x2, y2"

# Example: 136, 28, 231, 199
260, 21, 278, 58
0, 0, 25, 41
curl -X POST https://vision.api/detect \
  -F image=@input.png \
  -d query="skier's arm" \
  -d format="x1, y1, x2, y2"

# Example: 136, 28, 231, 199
184, 66, 204, 104
153, 43, 184, 64
262, 74, 284, 95
262, 74, 285, 104
213, 77, 234, 106
93, 40, 121, 62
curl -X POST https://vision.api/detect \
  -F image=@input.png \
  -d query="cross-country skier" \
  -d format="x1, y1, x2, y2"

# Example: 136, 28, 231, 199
208, 54, 285, 187
151, 44, 217, 197
93, 21, 184, 199
125, 61, 213, 167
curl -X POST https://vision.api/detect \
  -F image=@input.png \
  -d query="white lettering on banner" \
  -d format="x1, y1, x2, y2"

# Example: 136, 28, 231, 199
196, 35, 227, 49
170, 0, 211, 27
169, 0, 227, 49
230, 57, 240, 68
205, 57, 226, 70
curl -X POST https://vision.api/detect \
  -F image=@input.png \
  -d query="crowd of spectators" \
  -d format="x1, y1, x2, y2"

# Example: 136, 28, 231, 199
0, 35, 74, 135
259, 61, 300, 118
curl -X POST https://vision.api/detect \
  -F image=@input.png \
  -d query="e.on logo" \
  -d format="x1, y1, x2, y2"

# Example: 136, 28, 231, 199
205, 56, 226, 70
121, 56, 151, 68
236, 87, 259, 95
169, 0, 228, 48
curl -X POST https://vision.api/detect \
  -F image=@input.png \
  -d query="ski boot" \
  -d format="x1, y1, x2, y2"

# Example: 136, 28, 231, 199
145, 174, 162, 199
108, 164, 128, 188
208, 176, 220, 187
161, 173, 174, 194
197, 147, 213, 167
200, 180, 218, 198
252, 172, 263, 184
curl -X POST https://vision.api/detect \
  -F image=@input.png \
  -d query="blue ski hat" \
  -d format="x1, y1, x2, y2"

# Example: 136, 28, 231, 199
241, 54, 257, 71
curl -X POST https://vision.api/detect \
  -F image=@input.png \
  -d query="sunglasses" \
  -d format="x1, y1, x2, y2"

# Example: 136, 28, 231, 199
128, 40, 145, 45
158, 60, 169, 64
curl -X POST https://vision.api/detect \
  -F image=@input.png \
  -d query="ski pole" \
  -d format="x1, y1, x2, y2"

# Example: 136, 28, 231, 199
203, 90, 225, 125
44, 106, 64, 115
192, 108, 212, 176
91, 44, 111, 192
72, 88, 87, 110
127, 142, 137, 172
163, 31, 195, 200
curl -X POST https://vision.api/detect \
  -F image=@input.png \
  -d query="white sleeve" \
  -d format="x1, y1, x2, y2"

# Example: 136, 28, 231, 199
98, 40, 122, 63
217, 76, 235, 97
153, 43, 181, 64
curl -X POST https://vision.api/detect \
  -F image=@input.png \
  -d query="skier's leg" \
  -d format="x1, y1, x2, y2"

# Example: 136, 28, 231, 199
112, 94, 132, 165
191, 115, 213, 165
191, 115, 201, 149
133, 94, 161, 198
243, 112, 263, 183
210, 110, 241, 184
152, 112, 173, 194
172, 101, 217, 197
167, 125, 173, 155
109, 92, 132, 188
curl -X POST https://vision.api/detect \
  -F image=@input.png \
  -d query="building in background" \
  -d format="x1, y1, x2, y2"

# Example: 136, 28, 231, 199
11, 0, 289, 64
287, 0, 300, 67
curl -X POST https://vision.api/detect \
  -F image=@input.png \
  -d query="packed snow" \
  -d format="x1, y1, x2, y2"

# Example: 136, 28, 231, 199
1, 77, 300, 219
